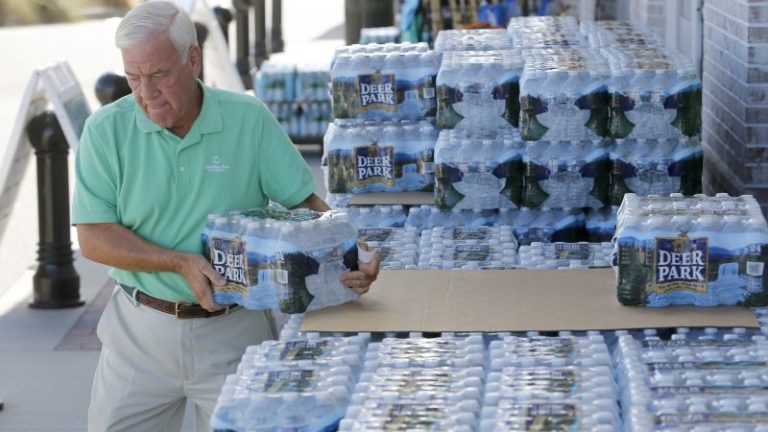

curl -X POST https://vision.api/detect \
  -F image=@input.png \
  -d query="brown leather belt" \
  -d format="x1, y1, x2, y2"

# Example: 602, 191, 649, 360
119, 283, 238, 319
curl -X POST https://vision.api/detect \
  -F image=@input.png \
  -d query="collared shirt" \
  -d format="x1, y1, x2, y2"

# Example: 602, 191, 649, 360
72, 83, 315, 302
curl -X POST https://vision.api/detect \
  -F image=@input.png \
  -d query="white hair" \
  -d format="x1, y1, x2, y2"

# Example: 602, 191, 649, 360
115, 1, 198, 64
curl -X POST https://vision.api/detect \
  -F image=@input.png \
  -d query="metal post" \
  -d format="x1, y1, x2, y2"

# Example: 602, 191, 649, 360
26, 112, 82, 309
213, 5, 233, 45
94, 72, 131, 106
270, 0, 284, 53
232, 0, 252, 89
194, 22, 209, 82
252, 0, 269, 68
345, 0, 362, 45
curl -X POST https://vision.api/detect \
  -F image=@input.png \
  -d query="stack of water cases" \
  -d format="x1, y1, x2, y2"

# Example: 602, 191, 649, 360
360, 26, 400, 44
434, 29, 514, 55
323, 120, 437, 194
483, 334, 619, 431
518, 242, 613, 269
507, 16, 585, 49
614, 193, 768, 307
417, 226, 518, 270
211, 334, 368, 431
203, 207, 361, 314
434, 129, 523, 210
254, 61, 332, 140
340, 335, 486, 431
615, 329, 768, 432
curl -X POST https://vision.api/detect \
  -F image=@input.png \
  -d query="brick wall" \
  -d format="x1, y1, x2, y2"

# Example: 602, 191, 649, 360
703, 0, 768, 214
630, 0, 666, 39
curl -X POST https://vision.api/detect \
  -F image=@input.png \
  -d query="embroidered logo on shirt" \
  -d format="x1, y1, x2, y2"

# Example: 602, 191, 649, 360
205, 156, 230, 173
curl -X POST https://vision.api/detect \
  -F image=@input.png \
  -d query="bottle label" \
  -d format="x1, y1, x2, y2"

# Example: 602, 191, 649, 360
514, 339, 576, 360
384, 403, 442, 429
653, 236, 708, 294
357, 72, 397, 112
646, 361, 768, 372
498, 402, 578, 431
359, 228, 396, 243
652, 385, 768, 397
552, 243, 593, 261
263, 370, 316, 393
279, 340, 329, 361
642, 339, 753, 349
210, 236, 249, 290
353, 145, 395, 188
655, 412, 768, 427
453, 245, 491, 261
452, 227, 490, 241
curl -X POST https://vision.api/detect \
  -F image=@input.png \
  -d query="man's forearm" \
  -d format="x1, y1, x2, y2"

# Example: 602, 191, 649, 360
292, 193, 331, 212
77, 223, 188, 273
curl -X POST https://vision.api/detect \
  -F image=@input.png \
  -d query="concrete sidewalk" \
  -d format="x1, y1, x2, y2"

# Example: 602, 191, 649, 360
0, 1, 341, 430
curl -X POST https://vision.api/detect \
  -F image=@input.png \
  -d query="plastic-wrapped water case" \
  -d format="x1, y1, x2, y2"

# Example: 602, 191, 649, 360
418, 226, 518, 270
519, 49, 610, 142
434, 29, 514, 54
580, 20, 662, 48
238, 335, 368, 372
434, 128, 524, 210
509, 207, 587, 246
436, 50, 523, 130
507, 16, 585, 49
356, 226, 419, 270
360, 26, 400, 45
254, 61, 296, 102
585, 206, 617, 243
480, 399, 620, 432
518, 242, 613, 269
364, 335, 486, 369
330, 43, 438, 121
485, 366, 616, 401
610, 137, 703, 203
614, 193, 768, 307
348, 205, 408, 228
205, 207, 361, 314
522, 140, 610, 209
602, 45, 702, 140
323, 119, 436, 194
488, 335, 612, 371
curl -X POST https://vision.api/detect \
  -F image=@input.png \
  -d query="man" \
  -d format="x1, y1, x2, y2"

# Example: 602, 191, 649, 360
72, 2, 379, 431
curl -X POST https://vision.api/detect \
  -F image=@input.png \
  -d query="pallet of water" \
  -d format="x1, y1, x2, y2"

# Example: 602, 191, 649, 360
615, 193, 768, 307
202, 207, 361, 314
614, 330, 768, 432
330, 43, 438, 121
436, 50, 523, 130
323, 119, 437, 194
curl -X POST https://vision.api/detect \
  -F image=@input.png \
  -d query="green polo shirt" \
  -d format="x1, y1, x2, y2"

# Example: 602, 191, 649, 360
72, 83, 315, 302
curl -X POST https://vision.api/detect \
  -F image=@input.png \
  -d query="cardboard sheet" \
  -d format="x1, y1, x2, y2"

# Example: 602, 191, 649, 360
301, 269, 759, 332
348, 192, 434, 206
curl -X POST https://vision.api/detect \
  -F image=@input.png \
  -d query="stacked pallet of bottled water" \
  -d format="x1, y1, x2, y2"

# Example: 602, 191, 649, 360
359, 26, 400, 44
615, 330, 768, 432
211, 334, 368, 431
434, 29, 514, 54
339, 335, 485, 431
417, 226, 518, 270
330, 42, 438, 121
522, 139, 609, 209
507, 16, 585, 49
434, 129, 524, 210
436, 50, 523, 130
482, 334, 619, 431
204, 207, 361, 314
323, 119, 437, 194
518, 242, 613, 269
615, 193, 768, 307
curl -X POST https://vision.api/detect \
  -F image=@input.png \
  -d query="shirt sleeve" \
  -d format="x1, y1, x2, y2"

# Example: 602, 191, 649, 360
257, 106, 316, 208
71, 117, 120, 224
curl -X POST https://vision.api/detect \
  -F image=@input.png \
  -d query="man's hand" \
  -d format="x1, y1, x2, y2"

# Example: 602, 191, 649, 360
176, 253, 227, 312
340, 242, 381, 295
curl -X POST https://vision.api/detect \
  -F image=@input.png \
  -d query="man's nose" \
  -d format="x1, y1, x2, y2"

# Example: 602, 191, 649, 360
140, 78, 159, 99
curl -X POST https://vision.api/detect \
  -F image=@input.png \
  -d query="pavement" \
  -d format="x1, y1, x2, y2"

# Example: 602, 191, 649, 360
0, 1, 343, 430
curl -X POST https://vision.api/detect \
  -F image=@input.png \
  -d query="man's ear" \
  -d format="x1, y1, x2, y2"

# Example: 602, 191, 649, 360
189, 45, 202, 78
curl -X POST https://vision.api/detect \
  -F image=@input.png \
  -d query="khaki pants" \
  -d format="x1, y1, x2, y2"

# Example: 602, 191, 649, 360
88, 286, 275, 432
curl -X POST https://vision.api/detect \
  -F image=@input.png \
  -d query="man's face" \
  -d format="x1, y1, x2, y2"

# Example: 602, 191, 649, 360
121, 33, 201, 131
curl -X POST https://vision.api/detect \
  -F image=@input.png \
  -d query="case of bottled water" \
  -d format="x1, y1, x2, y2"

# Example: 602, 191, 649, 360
601, 45, 702, 140
418, 226, 518, 269
211, 335, 365, 432
330, 43, 438, 121
610, 137, 703, 203
580, 20, 661, 48
323, 119, 437, 194
585, 206, 617, 242
522, 140, 610, 209
519, 49, 610, 142
359, 26, 400, 45
518, 242, 613, 269
434, 29, 514, 55
615, 193, 768, 307
348, 205, 408, 228
436, 50, 523, 130
434, 128, 524, 210
254, 61, 296, 102
355, 225, 419, 270
488, 335, 612, 370
507, 16, 585, 49
204, 207, 361, 314
509, 207, 587, 246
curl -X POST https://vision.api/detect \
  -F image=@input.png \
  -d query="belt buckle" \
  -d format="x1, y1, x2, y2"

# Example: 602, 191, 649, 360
174, 301, 195, 319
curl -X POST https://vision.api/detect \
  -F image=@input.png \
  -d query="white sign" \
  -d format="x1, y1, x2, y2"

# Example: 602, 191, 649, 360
0, 61, 90, 243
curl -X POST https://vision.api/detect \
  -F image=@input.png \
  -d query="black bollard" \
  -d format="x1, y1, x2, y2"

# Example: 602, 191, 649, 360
194, 22, 209, 82
270, 0, 284, 53
94, 72, 131, 106
26, 112, 83, 309
252, 0, 268, 69
213, 6, 233, 45
233, 0, 252, 89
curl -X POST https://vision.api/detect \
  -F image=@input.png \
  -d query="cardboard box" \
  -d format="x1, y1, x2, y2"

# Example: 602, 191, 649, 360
301, 269, 758, 333
348, 192, 434, 206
